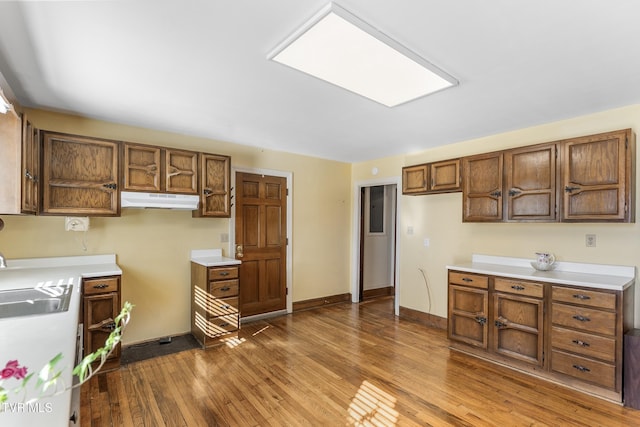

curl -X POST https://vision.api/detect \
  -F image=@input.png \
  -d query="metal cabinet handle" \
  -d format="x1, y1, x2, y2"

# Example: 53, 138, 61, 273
572, 315, 590, 322
572, 364, 591, 373
572, 339, 590, 347
490, 190, 502, 197
573, 294, 591, 300
511, 285, 525, 291
219, 271, 229, 276
462, 277, 473, 282
93, 283, 109, 289
565, 186, 580, 193
475, 316, 487, 325
220, 286, 231, 291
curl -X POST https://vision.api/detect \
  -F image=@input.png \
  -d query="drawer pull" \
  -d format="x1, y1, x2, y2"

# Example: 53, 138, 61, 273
494, 319, 508, 328
572, 364, 591, 373
572, 315, 590, 322
573, 294, 591, 300
462, 277, 473, 282
93, 283, 109, 289
219, 322, 230, 327
220, 286, 231, 291
572, 339, 590, 347
511, 285, 525, 291
221, 304, 231, 310
219, 272, 230, 276
475, 316, 487, 325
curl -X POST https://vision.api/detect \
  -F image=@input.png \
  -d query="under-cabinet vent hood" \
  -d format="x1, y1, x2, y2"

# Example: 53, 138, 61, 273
120, 191, 199, 210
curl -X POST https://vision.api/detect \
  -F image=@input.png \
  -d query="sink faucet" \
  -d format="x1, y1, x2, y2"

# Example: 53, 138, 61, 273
0, 252, 6, 268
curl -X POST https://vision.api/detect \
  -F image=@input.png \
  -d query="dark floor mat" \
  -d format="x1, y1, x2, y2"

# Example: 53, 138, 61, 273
121, 334, 200, 365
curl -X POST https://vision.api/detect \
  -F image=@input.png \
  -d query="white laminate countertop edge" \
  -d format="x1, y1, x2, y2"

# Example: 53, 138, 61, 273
190, 249, 241, 266
447, 254, 635, 291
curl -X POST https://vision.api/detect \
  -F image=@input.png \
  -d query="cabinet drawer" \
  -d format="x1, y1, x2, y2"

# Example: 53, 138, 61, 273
551, 326, 616, 363
552, 303, 616, 336
83, 276, 119, 295
208, 266, 238, 281
197, 314, 239, 338
494, 278, 543, 298
552, 286, 616, 310
205, 297, 238, 318
449, 271, 488, 289
551, 350, 616, 390
208, 279, 239, 297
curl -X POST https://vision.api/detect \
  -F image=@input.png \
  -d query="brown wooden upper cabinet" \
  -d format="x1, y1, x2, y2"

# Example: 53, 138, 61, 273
463, 129, 635, 223
192, 153, 231, 217
402, 158, 461, 195
42, 131, 120, 216
561, 129, 634, 222
123, 143, 198, 194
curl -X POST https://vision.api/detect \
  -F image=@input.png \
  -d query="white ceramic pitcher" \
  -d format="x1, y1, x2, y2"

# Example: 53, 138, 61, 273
535, 252, 555, 267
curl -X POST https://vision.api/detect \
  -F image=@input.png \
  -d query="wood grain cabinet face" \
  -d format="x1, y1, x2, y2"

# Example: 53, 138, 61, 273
82, 276, 121, 371
123, 143, 197, 194
165, 148, 198, 194
561, 129, 634, 222
402, 159, 461, 195
492, 281, 544, 367
42, 132, 119, 216
193, 153, 231, 217
402, 164, 428, 194
123, 143, 161, 192
448, 272, 489, 349
462, 152, 503, 221
504, 144, 558, 222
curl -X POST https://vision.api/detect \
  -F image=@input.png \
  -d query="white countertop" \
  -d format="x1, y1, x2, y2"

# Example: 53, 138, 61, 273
0, 254, 121, 427
447, 254, 635, 291
190, 249, 241, 267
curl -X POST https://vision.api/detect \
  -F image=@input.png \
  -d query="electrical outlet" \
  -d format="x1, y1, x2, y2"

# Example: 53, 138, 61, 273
65, 217, 90, 232
585, 234, 596, 247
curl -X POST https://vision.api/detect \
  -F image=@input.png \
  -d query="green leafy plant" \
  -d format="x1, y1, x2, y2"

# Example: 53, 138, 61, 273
0, 301, 133, 409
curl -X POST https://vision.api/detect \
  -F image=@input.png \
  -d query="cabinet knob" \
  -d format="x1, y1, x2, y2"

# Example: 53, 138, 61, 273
475, 316, 487, 325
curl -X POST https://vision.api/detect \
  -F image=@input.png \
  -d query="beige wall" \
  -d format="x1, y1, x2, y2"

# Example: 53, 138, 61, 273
0, 109, 352, 344
354, 104, 640, 327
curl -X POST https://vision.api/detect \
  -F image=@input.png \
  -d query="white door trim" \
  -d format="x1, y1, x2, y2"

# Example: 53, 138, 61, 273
231, 166, 293, 314
352, 176, 402, 316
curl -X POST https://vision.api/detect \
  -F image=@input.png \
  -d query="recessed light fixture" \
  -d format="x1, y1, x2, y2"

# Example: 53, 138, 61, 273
268, 2, 457, 107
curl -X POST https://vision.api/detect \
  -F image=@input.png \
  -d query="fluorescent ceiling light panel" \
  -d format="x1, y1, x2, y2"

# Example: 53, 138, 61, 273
268, 3, 457, 107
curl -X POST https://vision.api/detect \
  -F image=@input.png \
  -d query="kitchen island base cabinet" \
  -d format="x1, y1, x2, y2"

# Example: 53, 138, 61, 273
191, 262, 240, 348
448, 268, 633, 403
82, 275, 121, 373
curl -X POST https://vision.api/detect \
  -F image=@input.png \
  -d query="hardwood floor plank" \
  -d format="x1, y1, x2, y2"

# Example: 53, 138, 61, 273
82, 297, 640, 426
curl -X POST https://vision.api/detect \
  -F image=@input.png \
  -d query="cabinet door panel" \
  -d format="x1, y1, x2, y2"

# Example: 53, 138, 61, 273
84, 293, 120, 360
504, 144, 557, 221
197, 153, 231, 217
123, 143, 161, 191
463, 153, 503, 221
165, 149, 198, 194
430, 159, 461, 192
21, 117, 39, 214
42, 132, 119, 215
448, 285, 488, 349
561, 129, 633, 221
402, 165, 428, 194
493, 293, 544, 366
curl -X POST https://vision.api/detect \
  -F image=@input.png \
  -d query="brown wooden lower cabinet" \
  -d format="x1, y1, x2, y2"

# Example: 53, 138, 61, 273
191, 262, 240, 347
448, 269, 632, 403
82, 275, 121, 372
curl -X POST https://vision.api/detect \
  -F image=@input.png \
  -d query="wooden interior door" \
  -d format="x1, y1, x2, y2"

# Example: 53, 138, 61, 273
235, 172, 287, 317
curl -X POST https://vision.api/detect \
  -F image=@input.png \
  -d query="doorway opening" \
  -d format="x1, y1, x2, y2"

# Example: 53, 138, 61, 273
352, 177, 401, 315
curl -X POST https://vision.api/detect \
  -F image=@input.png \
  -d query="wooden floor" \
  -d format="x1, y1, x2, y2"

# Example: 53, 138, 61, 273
81, 297, 640, 426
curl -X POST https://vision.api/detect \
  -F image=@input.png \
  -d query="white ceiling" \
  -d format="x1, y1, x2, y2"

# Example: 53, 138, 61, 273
1, 1, 640, 163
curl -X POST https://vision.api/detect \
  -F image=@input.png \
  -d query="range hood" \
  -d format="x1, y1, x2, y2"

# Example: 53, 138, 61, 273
120, 191, 200, 210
